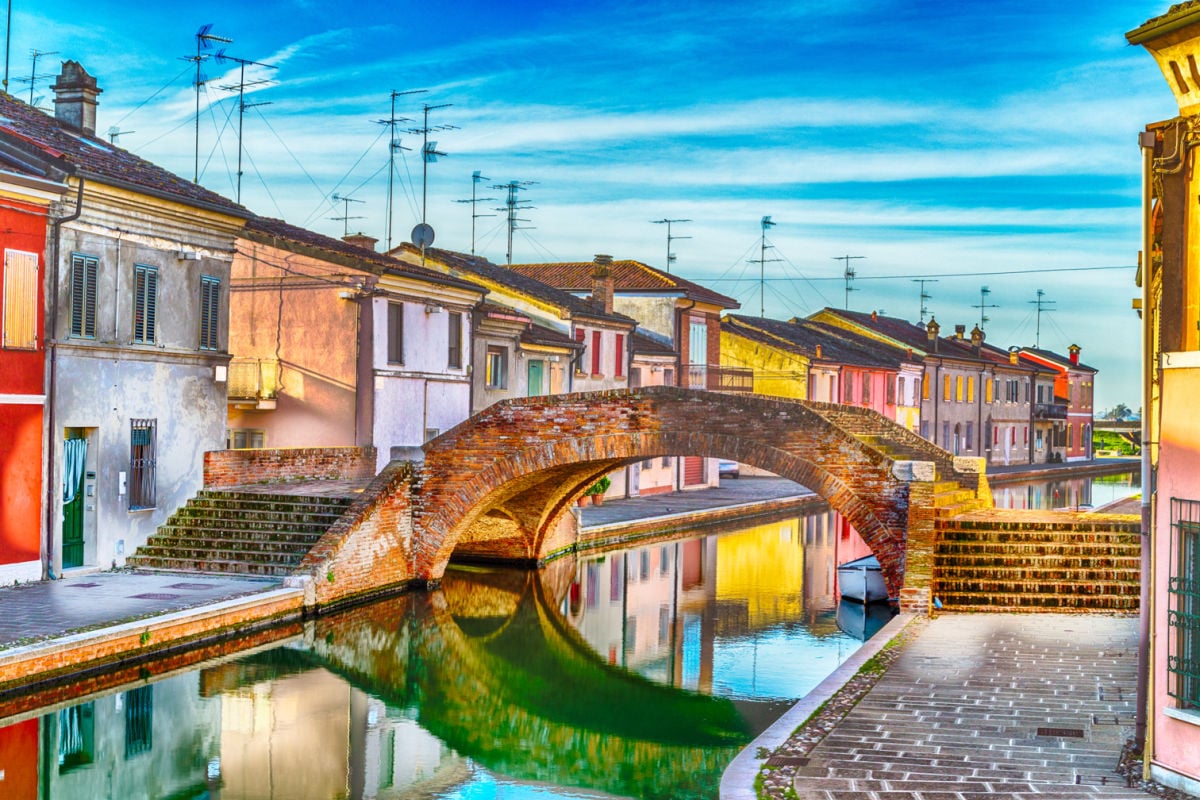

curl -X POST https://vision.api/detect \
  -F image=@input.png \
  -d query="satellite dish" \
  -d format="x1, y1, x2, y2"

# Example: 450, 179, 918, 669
412, 223, 435, 248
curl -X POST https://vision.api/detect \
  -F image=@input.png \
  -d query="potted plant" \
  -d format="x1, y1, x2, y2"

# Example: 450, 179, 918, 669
583, 476, 611, 505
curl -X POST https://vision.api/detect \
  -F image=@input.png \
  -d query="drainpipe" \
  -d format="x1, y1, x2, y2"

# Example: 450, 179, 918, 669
674, 300, 696, 492
43, 177, 84, 580
977, 368, 985, 457
932, 362, 941, 447
1136, 129, 1155, 760
1028, 372, 1035, 466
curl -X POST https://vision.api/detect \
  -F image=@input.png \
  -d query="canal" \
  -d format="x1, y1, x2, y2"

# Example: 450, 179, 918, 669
0, 505, 893, 800
991, 469, 1141, 510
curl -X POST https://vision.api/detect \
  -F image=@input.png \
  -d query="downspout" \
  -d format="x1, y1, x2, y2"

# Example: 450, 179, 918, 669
1028, 371, 1035, 465
43, 177, 84, 580
977, 368, 985, 457
674, 300, 695, 492
1136, 129, 1155, 760
932, 361, 941, 447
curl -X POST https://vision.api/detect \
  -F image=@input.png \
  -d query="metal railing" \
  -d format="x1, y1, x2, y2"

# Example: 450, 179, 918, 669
678, 364, 754, 393
1034, 402, 1068, 419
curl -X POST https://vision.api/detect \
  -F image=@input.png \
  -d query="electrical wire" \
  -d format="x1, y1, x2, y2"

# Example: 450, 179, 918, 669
253, 106, 331, 217
110, 64, 196, 132
301, 125, 389, 226
702, 264, 1135, 282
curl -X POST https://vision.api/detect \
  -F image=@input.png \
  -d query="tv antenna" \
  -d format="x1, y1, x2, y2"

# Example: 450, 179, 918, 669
832, 254, 865, 310
374, 88, 425, 252
330, 193, 365, 236
216, 50, 277, 204
408, 103, 457, 227
749, 216, 782, 317
1028, 289, 1056, 348
973, 285, 999, 329
454, 171, 496, 255
184, 25, 232, 183
492, 180, 537, 265
3, 0, 11, 93
911, 278, 938, 323
651, 218, 691, 272
15, 49, 57, 106
107, 126, 135, 145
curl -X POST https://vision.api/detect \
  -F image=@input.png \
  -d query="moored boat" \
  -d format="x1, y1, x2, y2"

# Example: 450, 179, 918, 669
837, 554, 888, 604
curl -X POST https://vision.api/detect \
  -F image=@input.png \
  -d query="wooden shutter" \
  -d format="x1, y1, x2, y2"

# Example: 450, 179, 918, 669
2, 249, 38, 349
199, 276, 220, 350
133, 265, 157, 343
70, 254, 97, 338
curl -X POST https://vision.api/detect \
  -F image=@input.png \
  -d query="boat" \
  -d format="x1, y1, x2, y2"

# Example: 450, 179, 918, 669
836, 598, 896, 640
837, 554, 888, 604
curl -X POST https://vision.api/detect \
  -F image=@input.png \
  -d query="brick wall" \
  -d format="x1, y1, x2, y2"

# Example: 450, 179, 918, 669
203, 446, 377, 488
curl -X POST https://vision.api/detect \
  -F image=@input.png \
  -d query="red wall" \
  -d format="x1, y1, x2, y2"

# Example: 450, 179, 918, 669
0, 718, 38, 799
0, 199, 48, 396
0, 404, 43, 566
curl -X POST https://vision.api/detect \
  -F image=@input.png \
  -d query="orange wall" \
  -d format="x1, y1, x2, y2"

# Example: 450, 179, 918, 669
0, 404, 42, 565
0, 718, 39, 799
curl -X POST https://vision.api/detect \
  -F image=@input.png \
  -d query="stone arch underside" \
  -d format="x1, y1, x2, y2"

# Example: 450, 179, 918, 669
414, 388, 918, 596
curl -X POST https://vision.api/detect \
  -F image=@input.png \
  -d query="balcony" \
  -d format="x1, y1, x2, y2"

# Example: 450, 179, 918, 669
678, 364, 754, 393
1034, 402, 1068, 420
228, 358, 280, 409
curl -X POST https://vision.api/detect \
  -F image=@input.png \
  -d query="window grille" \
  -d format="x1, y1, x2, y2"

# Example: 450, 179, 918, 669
70, 254, 98, 338
1169, 498, 1200, 708
129, 419, 157, 510
2, 249, 38, 349
133, 265, 158, 344
199, 276, 220, 350
124, 685, 153, 758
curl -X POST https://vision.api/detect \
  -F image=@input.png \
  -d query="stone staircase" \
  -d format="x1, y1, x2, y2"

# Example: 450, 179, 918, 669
934, 509, 1141, 612
127, 489, 354, 576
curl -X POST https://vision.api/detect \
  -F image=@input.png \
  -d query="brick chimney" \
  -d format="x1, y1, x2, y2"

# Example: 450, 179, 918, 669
1008, 346, 1020, 365
592, 254, 614, 314
51, 61, 102, 136
954, 324, 966, 339
343, 232, 378, 252
1068, 344, 1080, 366
970, 324, 984, 353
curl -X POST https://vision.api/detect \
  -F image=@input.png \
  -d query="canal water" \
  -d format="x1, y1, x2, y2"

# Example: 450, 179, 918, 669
0, 507, 893, 800
991, 470, 1141, 511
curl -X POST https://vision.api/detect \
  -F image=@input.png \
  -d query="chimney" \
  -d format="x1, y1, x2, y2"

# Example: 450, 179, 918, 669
51, 61, 102, 136
592, 254, 614, 314
970, 324, 984, 352
815, 344, 823, 359
1068, 344, 1080, 366
343, 232, 378, 252
926, 317, 940, 352
1008, 346, 1019, 365
954, 324, 966, 339
871, 310, 878, 321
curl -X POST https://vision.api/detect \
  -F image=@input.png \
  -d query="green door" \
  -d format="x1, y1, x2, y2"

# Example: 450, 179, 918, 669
62, 437, 87, 568
527, 360, 544, 397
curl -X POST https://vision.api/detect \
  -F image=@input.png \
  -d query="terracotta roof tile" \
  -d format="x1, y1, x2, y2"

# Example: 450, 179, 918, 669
723, 315, 902, 369
508, 259, 739, 309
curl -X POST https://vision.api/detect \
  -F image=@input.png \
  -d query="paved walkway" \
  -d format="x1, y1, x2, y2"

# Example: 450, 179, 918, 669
578, 476, 812, 528
783, 614, 1146, 799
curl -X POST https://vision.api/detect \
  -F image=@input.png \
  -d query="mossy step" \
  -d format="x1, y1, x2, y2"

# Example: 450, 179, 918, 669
150, 527, 325, 545
934, 578, 1139, 595
143, 535, 320, 554
193, 491, 354, 507
124, 555, 295, 577
935, 567, 1140, 582
133, 545, 309, 565
937, 529, 1141, 544
937, 544, 1139, 560
936, 554, 1141, 569
186, 497, 352, 515
937, 599, 1140, 612
165, 514, 340, 533
941, 519, 1141, 533
937, 591, 1140, 608
174, 506, 346, 523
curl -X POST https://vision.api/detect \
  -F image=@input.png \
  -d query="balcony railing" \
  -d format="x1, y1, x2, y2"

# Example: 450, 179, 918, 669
1034, 402, 1068, 420
678, 364, 754, 393
228, 358, 280, 402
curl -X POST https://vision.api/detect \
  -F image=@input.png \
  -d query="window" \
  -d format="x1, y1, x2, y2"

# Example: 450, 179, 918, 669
2, 249, 38, 349
661, 455, 671, 468
70, 253, 98, 339
124, 685, 153, 759
942, 421, 950, 446
129, 419, 157, 510
920, 420, 929, 439
967, 376, 975, 403
1067, 423, 1074, 449
132, 265, 158, 344
965, 421, 974, 450
199, 276, 220, 350
1024, 426, 1029, 444
955, 375, 963, 402
228, 429, 265, 449
844, 372, 853, 403
1168, 498, 1200, 709
629, 367, 641, 388
387, 302, 403, 364
922, 373, 929, 400
943, 374, 951, 401
986, 378, 994, 404
575, 328, 587, 373
887, 376, 896, 405
447, 311, 462, 368
486, 346, 507, 389
591, 330, 602, 375
614, 333, 624, 378
663, 368, 674, 387
861, 374, 870, 404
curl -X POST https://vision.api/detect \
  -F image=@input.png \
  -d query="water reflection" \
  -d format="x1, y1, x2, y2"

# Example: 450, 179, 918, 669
991, 471, 1140, 510
0, 506, 890, 800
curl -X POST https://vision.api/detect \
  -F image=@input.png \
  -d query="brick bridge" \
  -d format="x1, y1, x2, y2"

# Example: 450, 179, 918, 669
295, 387, 988, 613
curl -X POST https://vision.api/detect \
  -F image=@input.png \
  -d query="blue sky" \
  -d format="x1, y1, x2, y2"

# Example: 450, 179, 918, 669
14, 0, 1179, 410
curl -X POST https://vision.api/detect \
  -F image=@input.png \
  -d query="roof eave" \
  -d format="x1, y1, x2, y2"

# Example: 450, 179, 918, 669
1127, 7, 1200, 45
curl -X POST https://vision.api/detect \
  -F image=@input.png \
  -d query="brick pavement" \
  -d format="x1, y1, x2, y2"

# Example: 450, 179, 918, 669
787, 614, 1146, 800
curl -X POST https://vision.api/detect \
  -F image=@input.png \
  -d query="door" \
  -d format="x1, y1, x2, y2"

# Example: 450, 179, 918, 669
62, 437, 87, 568
527, 359, 544, 397
683, 456, 704, 486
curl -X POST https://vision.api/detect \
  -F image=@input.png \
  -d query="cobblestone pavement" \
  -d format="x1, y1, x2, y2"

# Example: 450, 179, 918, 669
0, 571, 280, 648
781, 614, 1147, 800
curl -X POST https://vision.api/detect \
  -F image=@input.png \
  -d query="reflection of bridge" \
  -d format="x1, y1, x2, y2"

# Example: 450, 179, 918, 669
298, 387, 988, 612
298, 567, 749, 799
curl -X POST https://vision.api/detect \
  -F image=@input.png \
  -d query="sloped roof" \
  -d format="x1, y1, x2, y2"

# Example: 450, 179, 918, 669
631, 329, 677, 357
1020, 346, 1098, 374
508, 259, 740, 309
1127, 2, 1200, 43
397, 243, 636, 327
809, 308, 1012, 366
723, 315, 901, 369
521, 321, 581, 350
0, 85, 248, 217
245, 216, 485, 293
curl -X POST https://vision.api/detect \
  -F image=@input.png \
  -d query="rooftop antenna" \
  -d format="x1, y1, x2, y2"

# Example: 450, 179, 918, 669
186, 25, 232, 183
16, 49, 57, 106
454, 170, 496, 255
492, 180, 537, 265
3, 0, 11, 94
107, 126, 135, 145
651, 218, 691, 273
374, 88, 424, 252
749, 216, 781, 317
330, 193, 366, 237
408, 103, 457, 227
833, 254, 865, 310
973, 285, 999, 329
1028, 289, 1056, 348
216, 49, 277, 204
912, 278, 938, 323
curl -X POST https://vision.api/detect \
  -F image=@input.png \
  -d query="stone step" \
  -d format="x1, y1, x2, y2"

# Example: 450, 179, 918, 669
935, 578, 1139, 596
936, 566, 1139, 582
132, 544, 309, 565
185, 495, 352, 516
942, 517, 1141, 533
124, 555, 296, 577
163, 514, 340, 534
937, 592, 1140, 611
937, 528, 1140, 545
148, 528, 325, 546
936, 554, 1141, 570
171, 506, 347, 525
141, 534, 321, 555
938, 541, 1139, 556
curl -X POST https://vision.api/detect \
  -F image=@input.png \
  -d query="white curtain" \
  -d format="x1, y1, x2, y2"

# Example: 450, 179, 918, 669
63, 438, 87, 504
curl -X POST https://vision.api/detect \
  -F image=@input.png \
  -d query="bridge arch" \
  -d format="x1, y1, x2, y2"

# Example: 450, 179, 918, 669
414, 386, 956, 601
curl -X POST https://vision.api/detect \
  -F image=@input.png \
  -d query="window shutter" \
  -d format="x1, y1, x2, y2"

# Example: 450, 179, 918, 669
70, 254, 98, 338
2, 250, 38, 349
134, 265, 158, 343
614, 333, 624, 377
199, 276, 220, 350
